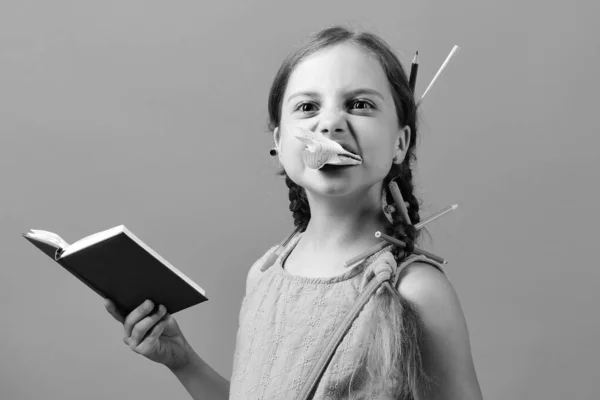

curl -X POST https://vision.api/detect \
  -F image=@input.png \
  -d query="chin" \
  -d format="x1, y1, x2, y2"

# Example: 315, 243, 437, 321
291, 166, 364, 198
309, 183, 355, 197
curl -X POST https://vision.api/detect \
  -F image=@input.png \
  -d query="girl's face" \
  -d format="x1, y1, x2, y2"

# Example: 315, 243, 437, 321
275, 43, 410, 200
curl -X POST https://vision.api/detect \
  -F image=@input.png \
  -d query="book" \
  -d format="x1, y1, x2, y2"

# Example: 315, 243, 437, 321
23, 225, 208, 315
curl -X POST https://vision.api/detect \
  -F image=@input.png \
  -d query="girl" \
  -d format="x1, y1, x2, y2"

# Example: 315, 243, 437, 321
105, 26, 483, 399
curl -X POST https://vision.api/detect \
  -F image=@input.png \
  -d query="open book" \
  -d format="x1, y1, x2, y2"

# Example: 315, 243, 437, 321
23, 225, 208, 315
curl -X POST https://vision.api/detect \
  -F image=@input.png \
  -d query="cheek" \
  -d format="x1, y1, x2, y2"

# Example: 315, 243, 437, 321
279, 135, 304, 170
370, 158, 393, 178
363, 142, 395, 175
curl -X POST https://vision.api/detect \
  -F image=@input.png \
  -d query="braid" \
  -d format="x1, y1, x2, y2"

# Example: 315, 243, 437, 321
385, 164, 421, 264
284, 174, 310, 232
397, 166, 421, 229
356, 164, 431, 399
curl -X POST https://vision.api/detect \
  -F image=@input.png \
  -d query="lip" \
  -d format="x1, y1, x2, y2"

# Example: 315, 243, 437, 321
319, 163, 356, 171
335, 142, 360, 158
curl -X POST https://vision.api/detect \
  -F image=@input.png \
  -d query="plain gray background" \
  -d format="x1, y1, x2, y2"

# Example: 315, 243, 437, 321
2, 0, 598, 399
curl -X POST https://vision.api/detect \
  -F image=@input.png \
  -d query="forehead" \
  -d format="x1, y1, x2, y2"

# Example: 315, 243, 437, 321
284, 43, 389, 97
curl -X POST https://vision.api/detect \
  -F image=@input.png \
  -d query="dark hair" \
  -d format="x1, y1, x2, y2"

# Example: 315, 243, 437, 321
267, 26, 430, 398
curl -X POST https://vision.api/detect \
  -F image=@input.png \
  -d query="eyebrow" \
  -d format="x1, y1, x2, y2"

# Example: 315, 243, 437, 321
286, 88, 385, 104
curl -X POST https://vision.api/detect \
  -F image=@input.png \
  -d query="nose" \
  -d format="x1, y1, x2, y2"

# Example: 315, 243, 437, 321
317, 109, 347, 136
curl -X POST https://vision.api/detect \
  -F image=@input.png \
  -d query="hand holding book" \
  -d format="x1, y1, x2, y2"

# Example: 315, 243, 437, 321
104, 297, 197, 371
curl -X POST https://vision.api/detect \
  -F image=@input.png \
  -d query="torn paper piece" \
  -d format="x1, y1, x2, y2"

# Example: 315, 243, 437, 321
293, 127, 363, 169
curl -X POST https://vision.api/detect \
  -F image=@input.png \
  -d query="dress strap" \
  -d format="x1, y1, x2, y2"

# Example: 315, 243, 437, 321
293, 264, 388, 400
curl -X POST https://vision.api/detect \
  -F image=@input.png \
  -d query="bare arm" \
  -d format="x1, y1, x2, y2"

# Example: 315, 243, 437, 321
171, 246, 281, 398
397, 263, 483, 400
168, 347, 230, 400
104, 299, 230, 400
168, 246, 281, 399
175, 244, 277, 399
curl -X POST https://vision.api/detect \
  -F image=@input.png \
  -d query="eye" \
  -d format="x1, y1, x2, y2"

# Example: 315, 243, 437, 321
294, 102, 318, 113
350, 99, 375, 110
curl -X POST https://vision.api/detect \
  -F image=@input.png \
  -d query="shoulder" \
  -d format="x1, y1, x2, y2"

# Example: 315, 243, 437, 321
396, 261, 465, 338
396, 260, 459, 318
245, 244, 279, 296
396, 261, 483, 398
395, 261, 467, 340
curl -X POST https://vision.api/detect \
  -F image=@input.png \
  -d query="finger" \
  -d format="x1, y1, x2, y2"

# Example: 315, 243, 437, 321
129, 305, 167, 349
133, 314, 170, 355
124, 299, 156, 339
141, 311, 170, 345
128, 305, 168, 347
104, 299, 125, 324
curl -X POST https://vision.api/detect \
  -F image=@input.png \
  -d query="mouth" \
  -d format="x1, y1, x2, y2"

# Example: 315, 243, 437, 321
338, 151, 361, 161
319, 163, 356, 172
342, 144, 357, 152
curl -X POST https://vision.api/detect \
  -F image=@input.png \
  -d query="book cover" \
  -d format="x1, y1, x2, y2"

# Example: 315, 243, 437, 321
24, 226, 208, 315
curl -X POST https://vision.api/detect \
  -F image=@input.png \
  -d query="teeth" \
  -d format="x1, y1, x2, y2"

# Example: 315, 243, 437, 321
293, 127, 363, 170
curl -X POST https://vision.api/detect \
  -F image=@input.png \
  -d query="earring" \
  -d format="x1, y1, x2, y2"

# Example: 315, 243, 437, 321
270, 148, 278, 156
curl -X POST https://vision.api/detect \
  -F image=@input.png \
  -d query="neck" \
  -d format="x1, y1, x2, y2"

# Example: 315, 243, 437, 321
300, 185, 389, 254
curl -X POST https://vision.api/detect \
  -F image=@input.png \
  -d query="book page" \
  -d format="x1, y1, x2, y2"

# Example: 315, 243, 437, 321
26, 229, 70, 250
61, 225, 125, 258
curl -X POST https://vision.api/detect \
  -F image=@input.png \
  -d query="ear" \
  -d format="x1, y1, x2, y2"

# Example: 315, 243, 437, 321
273, 127, 281, 153
393, 125, 411, 164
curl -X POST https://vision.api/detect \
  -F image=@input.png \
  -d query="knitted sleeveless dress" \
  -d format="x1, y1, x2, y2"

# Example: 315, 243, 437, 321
229, 234, 447, 400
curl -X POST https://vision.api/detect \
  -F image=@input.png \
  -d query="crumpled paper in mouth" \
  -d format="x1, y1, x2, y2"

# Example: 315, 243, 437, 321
293, 127, 363, 170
